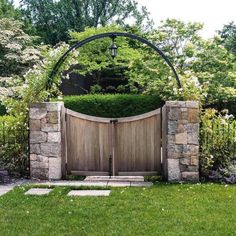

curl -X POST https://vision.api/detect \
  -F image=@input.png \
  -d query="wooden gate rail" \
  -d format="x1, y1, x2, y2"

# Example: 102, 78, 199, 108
66, 108, 161, 123
65, 108, 162, 176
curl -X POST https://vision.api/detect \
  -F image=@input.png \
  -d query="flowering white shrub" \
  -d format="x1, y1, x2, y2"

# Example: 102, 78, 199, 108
0, 18, 41, 102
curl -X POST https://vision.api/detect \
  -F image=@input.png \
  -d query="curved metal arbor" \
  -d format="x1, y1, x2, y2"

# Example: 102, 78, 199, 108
48, 32, 182, 89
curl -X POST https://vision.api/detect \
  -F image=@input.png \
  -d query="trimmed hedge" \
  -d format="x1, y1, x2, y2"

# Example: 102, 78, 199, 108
62, 94, 164, 118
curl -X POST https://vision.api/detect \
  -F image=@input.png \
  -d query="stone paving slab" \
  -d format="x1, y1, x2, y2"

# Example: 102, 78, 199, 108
130, 181, 153, 187
0, 187, 13, 196
42, 181, 108, 187
36, 180, 153, 188
107, 181, 131, 187
85, 176, 144, 182
68, 190, 111, 196
0, 179, 33, 197
25, 188, 52, 195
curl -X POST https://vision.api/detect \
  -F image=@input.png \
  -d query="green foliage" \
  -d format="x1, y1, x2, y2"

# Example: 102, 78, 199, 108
0, 115, 28, 175
0, 0, 21, 19
68, 25, 142, 86
0, 102, 6, 115
20, 0, 152, 45
126, 19, 236, 105
126, 19, 204, 100
3, 42, 76, 118
62, 94, 164, 117
219, 22, 236, 55
192, 37, 236, 105
0, 18, 39, 77
1, 20, 236, 176
0, 42, 76, 175
200, 109, 236, 177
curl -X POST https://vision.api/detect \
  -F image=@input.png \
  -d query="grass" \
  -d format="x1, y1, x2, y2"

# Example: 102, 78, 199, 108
1, 183, 236, 235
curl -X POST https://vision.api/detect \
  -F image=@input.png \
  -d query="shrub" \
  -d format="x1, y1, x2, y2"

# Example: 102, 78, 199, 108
0, 103, 6, 116
200, 109, 236, 181
0, 116, 28, 175
62, 94, 164, 118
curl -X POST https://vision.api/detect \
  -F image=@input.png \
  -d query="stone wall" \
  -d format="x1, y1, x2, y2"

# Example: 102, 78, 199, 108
162, 101, 199, 182
29, 102, 63, 180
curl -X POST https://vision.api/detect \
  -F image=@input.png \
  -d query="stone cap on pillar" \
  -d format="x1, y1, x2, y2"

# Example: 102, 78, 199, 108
165, 101, 199, 108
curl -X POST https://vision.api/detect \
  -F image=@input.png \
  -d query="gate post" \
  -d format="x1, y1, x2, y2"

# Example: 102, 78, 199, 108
162, 101, 199, 182
29, 102, 64, 180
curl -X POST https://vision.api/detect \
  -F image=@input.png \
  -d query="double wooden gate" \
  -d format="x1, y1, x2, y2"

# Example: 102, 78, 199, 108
64, 108, 162, 176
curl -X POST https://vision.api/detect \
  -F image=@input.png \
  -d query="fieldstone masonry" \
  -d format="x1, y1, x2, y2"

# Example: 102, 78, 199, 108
162, 101, 199, 182
29, 102, 63, 180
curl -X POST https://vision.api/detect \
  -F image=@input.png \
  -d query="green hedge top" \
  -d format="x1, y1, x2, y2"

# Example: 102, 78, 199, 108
62, 94, 164, 118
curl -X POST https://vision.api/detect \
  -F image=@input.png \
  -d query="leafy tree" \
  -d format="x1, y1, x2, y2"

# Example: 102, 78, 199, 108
126, 19, 236, 104
191, 36, 236, 105
68, 25, 143, 92
37, 20, 235, 105
126, 19, 205, 100
219, 22, 236, 55
0, 0, 21, 18
20, 0, 152, 45
0, 18, 41, 100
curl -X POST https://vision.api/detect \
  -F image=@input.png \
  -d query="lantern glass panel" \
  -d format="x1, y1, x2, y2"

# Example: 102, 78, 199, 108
109, 44, 117, 58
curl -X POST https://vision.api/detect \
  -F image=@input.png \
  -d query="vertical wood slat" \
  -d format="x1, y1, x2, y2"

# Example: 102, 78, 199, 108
66, 115, 110, 174
115, 113, 161, 174
61, 106, 67, 178
161, 105, 167, 179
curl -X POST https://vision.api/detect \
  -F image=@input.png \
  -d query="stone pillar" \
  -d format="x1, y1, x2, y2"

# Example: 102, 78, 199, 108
162, 101, 199, 182
29, 102, 64, 180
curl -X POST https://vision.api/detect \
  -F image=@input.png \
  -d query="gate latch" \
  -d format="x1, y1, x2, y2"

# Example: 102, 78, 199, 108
110, 119, 118, 124
109, 155, 112, 178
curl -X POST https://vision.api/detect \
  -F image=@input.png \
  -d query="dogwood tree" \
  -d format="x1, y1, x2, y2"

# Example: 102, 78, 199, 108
0, 18, 41, 100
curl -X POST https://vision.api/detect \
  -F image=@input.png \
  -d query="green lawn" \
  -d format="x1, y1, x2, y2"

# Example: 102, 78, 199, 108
1, 183, 236, 236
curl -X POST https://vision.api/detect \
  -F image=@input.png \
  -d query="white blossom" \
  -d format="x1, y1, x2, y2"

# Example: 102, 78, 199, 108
221, 119, 227, 125
225, 114, 234, 120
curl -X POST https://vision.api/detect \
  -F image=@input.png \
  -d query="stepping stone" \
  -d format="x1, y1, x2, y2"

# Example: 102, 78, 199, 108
67, 190, 111, 196
78, 181, 108, 187
42, 181, 108, 187
85, 176, 144, 182
0, 187, 13, 196
107, 181, 131, 187
25, 188, 52, 196
130, 181, 153, 187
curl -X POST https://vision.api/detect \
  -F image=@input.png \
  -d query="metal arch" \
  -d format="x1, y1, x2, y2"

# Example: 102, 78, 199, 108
48, 32, 182, 89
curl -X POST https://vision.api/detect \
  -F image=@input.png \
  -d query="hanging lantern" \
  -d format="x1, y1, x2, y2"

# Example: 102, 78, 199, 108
109, 36, 118, 58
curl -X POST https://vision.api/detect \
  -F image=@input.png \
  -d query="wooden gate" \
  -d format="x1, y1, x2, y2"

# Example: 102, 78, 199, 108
65, 108, 162, 176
